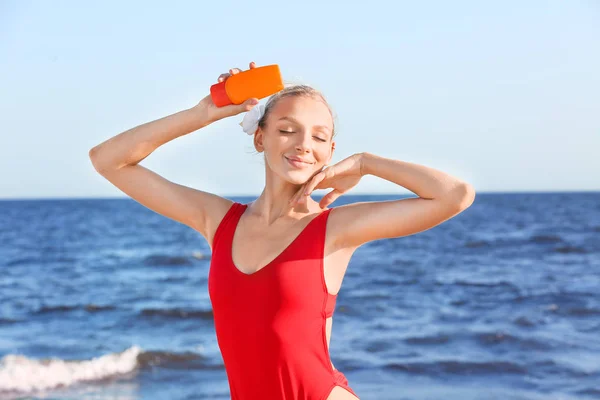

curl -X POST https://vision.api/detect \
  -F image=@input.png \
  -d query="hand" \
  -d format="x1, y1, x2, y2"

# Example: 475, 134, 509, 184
193, 61, 260, 123
290, 154, 364, 209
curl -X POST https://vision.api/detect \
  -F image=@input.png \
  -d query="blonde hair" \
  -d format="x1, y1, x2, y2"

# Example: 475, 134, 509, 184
257, 84, 337, 139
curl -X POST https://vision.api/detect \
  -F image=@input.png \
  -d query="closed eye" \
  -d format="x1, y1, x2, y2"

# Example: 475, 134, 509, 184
279, 130, 327, 142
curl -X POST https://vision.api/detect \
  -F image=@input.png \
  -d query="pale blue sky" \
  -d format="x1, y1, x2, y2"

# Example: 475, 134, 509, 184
1, 0, 598, 199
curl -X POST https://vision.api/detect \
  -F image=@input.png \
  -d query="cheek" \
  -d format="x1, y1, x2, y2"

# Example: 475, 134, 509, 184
264, 131, 289, 147
317, 147, 331, 160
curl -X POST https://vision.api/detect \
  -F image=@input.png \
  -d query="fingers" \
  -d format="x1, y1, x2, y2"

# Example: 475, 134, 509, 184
240, 97, 260, 112
289, 181, 310, 206
218, 62, 256, 82
319, 190, 341, 209
289, 169, 329, 206
304, 172, 326, 197
294, 180, 318, 206
289, 185, 305, 206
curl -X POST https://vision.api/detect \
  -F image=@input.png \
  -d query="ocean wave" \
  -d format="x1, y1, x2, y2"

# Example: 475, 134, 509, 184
0, 346, 212, 395
0, 346, 142, 394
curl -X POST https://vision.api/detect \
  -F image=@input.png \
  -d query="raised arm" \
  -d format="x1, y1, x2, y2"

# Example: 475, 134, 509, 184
89, 62, 260, 247
294, 152, 476, 251
334, 153, 475, 249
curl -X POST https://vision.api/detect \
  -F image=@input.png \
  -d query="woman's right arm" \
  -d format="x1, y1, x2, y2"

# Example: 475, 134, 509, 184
89, 62, 259, 247
89, 105, 213, 172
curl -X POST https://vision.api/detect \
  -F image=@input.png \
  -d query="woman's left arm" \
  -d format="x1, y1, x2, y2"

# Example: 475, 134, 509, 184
360, 152, 475, 204
299, 152, 475, 250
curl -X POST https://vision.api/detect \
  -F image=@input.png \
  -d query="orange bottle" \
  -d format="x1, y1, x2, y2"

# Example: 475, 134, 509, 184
210, 64, 284, 107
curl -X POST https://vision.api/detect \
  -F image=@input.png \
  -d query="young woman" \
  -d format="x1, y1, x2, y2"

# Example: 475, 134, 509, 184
89, 62, 475, 400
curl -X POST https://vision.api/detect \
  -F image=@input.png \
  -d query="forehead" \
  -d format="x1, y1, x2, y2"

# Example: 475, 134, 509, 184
270, 96, 333, 130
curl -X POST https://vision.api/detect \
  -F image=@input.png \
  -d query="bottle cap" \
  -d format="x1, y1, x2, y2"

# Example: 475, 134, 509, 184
210, 81, 233, 107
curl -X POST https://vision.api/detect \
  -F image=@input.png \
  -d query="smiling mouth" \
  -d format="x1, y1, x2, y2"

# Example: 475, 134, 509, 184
286, 157, 311, 163
285, 156, 313, 168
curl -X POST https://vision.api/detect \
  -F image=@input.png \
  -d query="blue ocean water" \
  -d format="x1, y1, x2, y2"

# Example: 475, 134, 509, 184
0, 192, 599, 400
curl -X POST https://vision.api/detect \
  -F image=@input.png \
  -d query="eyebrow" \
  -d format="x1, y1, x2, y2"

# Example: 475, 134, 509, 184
277, 116, 331, 133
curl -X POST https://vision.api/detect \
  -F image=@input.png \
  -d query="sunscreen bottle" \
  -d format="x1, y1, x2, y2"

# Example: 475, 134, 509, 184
210, 64, 284, 107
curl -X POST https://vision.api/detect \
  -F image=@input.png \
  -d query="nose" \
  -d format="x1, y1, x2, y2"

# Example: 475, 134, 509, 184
294, 131, 313, 153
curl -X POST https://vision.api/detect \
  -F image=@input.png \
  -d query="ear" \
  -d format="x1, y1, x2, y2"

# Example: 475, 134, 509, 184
253, 128, 265, 153
327, 140, 335, 164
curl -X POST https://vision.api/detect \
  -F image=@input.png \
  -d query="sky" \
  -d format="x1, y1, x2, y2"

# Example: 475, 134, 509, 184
1, 0, 598, 199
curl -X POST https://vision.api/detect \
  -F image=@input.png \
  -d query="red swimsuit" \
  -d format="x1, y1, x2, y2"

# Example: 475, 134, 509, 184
208, 202, 358, 399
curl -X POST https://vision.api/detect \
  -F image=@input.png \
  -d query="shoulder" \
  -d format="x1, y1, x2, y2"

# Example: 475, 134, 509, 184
323, 205, 360, 253
204, 198, 237, 250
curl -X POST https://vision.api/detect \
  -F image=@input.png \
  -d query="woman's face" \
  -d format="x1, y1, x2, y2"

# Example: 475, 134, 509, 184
257, 96, 335, 184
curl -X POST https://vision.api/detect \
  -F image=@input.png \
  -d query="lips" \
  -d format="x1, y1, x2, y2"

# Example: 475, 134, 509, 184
285, 156, 313, 164
285, 156, 314, 168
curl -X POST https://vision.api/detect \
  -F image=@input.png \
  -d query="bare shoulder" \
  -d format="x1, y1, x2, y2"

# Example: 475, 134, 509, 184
201, 195, 236, 250
326, 205, 361, 254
